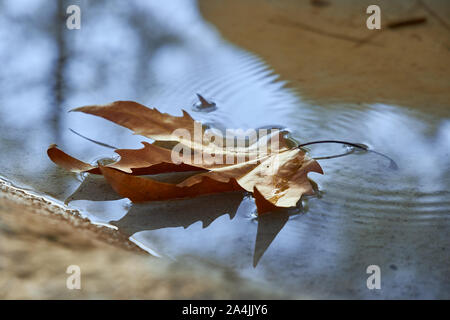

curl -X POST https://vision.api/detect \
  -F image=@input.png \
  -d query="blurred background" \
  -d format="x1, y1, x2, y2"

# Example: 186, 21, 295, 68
0, 0, 449, 299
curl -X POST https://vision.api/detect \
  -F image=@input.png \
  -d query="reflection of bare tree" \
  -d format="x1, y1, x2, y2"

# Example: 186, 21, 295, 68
0, 1, 69, 140
0, 0, 186, 197
126, 2, 181, 98
52, 0, 68, 139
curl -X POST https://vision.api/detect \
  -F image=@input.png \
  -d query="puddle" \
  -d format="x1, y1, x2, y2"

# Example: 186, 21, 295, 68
0, 0, 449, 298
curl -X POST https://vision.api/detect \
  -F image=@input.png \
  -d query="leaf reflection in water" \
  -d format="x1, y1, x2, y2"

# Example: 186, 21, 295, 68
65, 172, 303, 266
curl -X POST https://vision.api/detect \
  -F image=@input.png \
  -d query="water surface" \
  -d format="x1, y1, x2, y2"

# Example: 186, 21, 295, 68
0, 0, 449, 298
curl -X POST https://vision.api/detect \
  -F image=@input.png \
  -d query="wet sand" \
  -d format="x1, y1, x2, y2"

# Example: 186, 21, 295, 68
0, 179, 286, 299
199, 0, 450, 116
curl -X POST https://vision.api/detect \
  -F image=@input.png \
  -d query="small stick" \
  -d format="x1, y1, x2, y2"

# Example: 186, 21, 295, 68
69, 128, 398, 170
298, 140, 398, 170
354, 16, 427, 47
69, 128, 118, 149
310, 0, 330, 7
313, 148, 355, 161
387, 16, 427, 29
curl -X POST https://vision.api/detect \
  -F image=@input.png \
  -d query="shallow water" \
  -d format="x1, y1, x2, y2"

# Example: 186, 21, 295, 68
0, 0, 449, 298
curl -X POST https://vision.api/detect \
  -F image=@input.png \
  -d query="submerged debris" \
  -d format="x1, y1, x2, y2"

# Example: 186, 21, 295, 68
310, 0, 330, 7
192, 93, 217, 112
387, 17, 427, 29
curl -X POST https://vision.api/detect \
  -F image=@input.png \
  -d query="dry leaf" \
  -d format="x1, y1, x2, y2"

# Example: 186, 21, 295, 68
178, 148, 323, 209
47, 142, 205, 175
253, 186, 279, 215
48, 101, 323, 214
47, 143, 99, 173
74, 101, 293, 163
98, 165, 242, 202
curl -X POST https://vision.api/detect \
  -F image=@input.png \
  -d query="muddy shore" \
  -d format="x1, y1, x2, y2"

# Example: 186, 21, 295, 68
0, 180, 287, 299
199, 0, 450, 116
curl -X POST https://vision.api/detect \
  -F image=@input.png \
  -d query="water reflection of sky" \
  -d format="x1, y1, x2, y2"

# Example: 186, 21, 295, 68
0, 0, 449, 298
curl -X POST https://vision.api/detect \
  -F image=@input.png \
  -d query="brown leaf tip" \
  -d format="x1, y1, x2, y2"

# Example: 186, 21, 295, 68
253, 186, 279, 215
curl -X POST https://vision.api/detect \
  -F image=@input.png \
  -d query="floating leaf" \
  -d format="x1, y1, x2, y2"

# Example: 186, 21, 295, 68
48, 101, 323, 214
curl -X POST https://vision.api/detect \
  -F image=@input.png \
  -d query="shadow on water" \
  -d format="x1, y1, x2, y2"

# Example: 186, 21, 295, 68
115, 196, 294, 268
65, 174, 292, 267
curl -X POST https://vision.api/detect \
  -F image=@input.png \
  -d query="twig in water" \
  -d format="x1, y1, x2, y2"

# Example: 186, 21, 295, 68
269, 17, 380, 46
387, 16, 427, 29
69, 129, 398, 169
355, 16, 427, 47
310, 0, 330, 7
69, 128, 117, 149
298, 140, 398, 170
